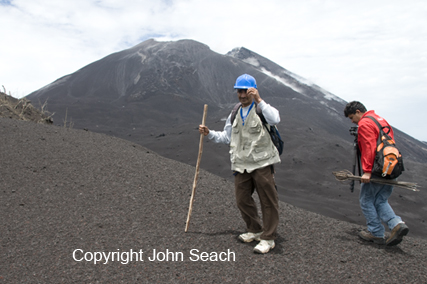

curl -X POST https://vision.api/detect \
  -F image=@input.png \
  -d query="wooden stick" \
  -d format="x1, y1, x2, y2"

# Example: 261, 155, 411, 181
333, 170, 419, 191
185, 104, 208, 232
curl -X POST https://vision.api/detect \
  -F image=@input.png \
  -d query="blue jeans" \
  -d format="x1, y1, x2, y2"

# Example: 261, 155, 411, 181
359, 181, 402, 238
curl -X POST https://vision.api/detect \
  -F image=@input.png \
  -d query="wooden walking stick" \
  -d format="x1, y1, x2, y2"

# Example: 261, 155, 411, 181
185, 104, 208, 232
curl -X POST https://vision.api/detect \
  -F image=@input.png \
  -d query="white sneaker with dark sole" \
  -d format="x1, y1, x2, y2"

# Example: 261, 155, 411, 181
238, 232, 263, 243
253, 240, 275, 254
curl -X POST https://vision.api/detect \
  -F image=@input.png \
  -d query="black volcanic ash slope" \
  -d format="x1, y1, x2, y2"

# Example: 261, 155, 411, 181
1, 118, 427, 283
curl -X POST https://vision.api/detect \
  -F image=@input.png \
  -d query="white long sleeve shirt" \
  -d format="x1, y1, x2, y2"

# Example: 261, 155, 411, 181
207, 100, 280, 145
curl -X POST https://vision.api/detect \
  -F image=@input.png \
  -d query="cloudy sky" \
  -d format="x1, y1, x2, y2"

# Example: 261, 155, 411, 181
1, 0, 426, 141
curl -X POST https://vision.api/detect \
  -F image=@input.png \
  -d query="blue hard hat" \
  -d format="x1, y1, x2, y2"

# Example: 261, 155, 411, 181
234, 74, 257, 89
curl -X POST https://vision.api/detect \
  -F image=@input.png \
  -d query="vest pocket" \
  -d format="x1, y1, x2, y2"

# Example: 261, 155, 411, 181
252, 147, 271, 162
248, 121, 261, 134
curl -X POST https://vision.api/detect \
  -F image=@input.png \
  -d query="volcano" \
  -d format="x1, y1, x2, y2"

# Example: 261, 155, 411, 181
27, 39, 427, 238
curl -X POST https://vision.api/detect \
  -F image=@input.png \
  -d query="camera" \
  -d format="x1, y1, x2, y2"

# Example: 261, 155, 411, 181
349, 126, 358, 137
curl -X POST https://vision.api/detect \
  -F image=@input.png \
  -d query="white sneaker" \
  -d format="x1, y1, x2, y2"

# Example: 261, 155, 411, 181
253, 240, 275, 254
238, 231, 263, 243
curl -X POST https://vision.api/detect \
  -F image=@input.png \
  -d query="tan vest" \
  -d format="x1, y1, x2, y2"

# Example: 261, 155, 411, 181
230, 106, 281, 173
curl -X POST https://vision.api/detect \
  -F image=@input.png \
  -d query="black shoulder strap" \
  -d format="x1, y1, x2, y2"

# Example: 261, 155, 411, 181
230, 102, 242, 124
366, 116, 381, 129
255, 103, 267, 125
365, 116, 391, 135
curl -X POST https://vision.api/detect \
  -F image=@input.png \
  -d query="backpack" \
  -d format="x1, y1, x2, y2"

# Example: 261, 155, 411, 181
365, 116, 404, 179
230, 102, 284, 155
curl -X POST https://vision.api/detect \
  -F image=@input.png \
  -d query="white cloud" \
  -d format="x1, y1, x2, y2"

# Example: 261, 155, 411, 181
1, 0, 426, 141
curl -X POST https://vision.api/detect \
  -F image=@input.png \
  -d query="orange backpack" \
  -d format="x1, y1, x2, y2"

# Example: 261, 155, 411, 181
366, 116, 404, 179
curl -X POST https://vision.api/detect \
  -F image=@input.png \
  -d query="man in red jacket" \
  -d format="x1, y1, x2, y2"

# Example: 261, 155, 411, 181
344, 101, 409, 246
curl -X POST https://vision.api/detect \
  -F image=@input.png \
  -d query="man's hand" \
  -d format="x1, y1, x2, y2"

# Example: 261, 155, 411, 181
247, 88, 262, 104
361, 172, 371, 183
199, 125, 209, 136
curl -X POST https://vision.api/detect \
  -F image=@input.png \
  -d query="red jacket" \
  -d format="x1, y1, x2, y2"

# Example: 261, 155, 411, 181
357, 110, 394, 174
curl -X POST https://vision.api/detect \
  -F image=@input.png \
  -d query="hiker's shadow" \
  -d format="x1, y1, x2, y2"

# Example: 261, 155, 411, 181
188, 229, 241, 237
188, 230, 287, 255
234, 234, 287, 255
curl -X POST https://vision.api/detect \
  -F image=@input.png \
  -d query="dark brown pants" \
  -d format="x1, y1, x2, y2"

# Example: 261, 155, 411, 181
234, 166, 279, 240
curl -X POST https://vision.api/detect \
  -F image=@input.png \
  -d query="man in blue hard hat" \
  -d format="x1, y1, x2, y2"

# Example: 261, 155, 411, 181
199, 74, 281, 254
